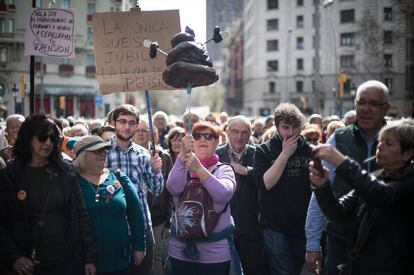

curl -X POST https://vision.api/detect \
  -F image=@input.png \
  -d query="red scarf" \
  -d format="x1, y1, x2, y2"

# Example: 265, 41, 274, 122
191, 154, 219, 178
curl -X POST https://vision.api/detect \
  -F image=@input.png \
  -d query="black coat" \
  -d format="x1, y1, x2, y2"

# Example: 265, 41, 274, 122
0, 159, 96, 274
216, 143, 261, 240
315, 158, 414, 275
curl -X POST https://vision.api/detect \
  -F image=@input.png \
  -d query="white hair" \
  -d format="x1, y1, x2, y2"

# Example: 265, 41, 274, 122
356, 80, 389, 102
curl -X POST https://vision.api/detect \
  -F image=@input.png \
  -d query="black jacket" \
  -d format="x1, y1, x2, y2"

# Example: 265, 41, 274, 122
0, 159, 96, 274
216, 143, 261, 240
315, 158, 414, 275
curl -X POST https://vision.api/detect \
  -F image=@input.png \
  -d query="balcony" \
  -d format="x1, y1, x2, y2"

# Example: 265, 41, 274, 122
34, 62, 47, 72
87, 14, 93, 22
59, 64, 74, 77
85, 65, 96, 77
0, 4, 7, 12
8, 4, 15, 10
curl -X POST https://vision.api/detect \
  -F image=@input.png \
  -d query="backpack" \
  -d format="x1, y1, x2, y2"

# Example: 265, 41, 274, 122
174, 164, 228, 240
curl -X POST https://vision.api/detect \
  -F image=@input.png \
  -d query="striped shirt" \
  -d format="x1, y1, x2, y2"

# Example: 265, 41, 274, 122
107, 138, 164, 230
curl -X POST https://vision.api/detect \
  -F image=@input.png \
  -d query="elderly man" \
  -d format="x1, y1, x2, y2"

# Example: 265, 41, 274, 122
0, 114, 25, 161
153, 111, 170, 149
305, 80, 390, 275
216, 115, 263, 275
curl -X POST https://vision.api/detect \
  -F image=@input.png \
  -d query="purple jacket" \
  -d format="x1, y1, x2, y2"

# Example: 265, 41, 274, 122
167, 158, 236, 263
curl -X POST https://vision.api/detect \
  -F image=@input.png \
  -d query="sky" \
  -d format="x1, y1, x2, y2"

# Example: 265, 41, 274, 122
138, 0, 207, 42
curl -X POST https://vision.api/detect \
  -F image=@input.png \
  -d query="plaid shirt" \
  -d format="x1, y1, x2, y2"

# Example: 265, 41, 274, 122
107, 138, 164, 230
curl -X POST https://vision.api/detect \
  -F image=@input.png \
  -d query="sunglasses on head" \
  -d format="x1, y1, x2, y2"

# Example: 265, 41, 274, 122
193, 132, 216, 141
37, 132, 59, 143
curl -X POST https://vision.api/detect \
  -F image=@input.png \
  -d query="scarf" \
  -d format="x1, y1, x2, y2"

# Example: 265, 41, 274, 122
191, 154, 219, 178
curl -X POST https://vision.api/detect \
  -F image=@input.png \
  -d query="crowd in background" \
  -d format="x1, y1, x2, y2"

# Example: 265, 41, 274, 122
0, 79, 413, 275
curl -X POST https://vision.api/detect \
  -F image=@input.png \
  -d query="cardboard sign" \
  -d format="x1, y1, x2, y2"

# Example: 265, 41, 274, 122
92, 9, 180, 94
24, 8, 75, 58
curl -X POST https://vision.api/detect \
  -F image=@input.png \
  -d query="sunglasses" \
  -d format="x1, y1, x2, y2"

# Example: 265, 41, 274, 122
193, 132, 216, 141
36, 133, 59, 143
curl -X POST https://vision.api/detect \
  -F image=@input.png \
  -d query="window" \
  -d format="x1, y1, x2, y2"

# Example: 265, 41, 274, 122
60, 0, 69, 8
267, 19, 279, 31
297, 0, 303, 7
61, 58, 70, 65
383, 31, 392, 44
35, 0, 41, 7
87, 53, 95, 66
296, 15, 304, 28
297, 58, 304, 70
296, 81, 303, 93
340, 55, 354, 68
8, 18, 13, 33
267, 40, 279, 51
384, 78, 393, 95
384, 7, 392, 21
269, 81, 276, 94
340, 33, 355, 46
87, 3, 95, 15
0, 18, 5, 32
340, 9, 355, 23
87, 27, 93, 45
268, 0, 278, 9
267, 60, 279, 72
0, 48, 7, 63
384, 54, 392, 67
296, 37, 304, 50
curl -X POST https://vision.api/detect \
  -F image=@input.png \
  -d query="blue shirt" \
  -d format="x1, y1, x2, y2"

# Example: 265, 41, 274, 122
107, 138, 164, 230
305, 133, 377, 252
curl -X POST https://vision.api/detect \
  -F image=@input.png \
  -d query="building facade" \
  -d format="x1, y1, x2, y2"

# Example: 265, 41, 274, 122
0, 0, 134, 119
222, 0, 413, 117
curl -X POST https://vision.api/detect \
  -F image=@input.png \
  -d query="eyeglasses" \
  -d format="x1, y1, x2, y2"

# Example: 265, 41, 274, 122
116, 119, 138, 127
136, 128, 150, 134
36, 133, 59, 143
229, 129, 251, 137
193, 132, 216, 141
354, 100, 388, 109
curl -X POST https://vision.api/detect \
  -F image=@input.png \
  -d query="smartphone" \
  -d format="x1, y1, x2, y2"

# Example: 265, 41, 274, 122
306, 142, 324, 176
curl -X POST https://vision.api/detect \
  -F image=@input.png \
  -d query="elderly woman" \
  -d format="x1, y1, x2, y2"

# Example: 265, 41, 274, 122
0, 113, 96, 275
166, 122, 238, 275
166, 126, 186, 163
309, 119, 414, 274
73, 135, 146, 275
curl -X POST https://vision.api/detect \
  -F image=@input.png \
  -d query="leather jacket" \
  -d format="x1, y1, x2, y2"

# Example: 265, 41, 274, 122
0, 159, 96, 274
315, 158, 414, 275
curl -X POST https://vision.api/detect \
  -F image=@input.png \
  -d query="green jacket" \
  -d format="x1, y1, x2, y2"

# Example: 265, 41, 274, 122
332, 123, 381, 198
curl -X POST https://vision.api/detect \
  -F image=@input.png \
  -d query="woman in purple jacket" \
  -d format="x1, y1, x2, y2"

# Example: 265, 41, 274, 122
166, 122, 237, 275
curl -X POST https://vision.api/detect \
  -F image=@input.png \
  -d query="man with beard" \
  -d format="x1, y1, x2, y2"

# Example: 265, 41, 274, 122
107, 104, 163, 275
254, 103, 312, 275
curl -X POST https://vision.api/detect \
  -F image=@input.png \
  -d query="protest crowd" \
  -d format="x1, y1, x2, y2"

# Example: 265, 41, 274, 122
0, 80, 413, 275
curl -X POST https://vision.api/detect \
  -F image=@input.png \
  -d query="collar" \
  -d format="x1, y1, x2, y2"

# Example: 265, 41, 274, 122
228, 143, 246, 158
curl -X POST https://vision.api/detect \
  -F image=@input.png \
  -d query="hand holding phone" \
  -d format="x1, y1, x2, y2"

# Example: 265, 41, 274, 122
306, 142, 324, 176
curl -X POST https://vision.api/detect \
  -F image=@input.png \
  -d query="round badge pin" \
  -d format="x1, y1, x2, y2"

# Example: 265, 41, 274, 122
107, 185, 115, 194
113, 181, 120, 189
17, 190, 27, 201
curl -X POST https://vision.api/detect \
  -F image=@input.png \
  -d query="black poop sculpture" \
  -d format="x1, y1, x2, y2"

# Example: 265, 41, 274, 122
162, 26, 219, 88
